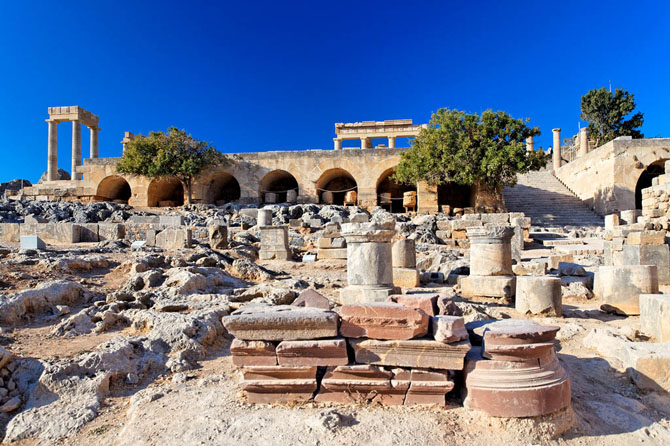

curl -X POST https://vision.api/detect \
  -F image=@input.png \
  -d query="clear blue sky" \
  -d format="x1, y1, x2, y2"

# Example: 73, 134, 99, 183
1, 1, 669, 183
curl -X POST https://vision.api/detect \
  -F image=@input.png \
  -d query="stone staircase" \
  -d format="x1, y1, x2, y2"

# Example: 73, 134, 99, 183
503, 169, 604, 227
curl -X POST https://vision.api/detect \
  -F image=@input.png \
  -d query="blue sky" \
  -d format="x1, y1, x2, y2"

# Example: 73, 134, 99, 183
0, 1, 668, 183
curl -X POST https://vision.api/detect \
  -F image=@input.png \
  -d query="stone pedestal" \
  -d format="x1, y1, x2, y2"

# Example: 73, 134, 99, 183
515, 276, 562, 317
259, 226, 291, 260
257, 209, 272, 226
461, 226, 515, 298
339, 221, 398, 304
596, 265, 659, 315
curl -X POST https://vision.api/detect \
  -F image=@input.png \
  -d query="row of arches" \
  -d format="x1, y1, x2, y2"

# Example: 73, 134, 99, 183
96, 168, 473, 212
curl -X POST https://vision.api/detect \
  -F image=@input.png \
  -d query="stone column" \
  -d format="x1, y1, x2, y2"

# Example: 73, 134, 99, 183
360, 137, 371, 150
552, 128, 561, 170
388, 136, 396, 149
333, 138, 342, 150
257, 209, 273, 226
526, 136, 534, 152
71, 121, 82, 180
392, 238, 419, 287
90, 127, 99, 159
340, 219, 398, 304
47, 120, 58, 181
460, 226, 515, 299
579, 127, 588, 157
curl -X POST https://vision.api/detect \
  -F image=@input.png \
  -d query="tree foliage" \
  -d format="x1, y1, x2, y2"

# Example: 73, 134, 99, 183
580, 87, 644, 147
117, 127, 229, 204
393, 109, 547, 194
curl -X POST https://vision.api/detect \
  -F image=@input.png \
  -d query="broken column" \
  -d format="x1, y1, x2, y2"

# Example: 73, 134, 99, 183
259, 226, 291, 260
257, 209, 272, 226
464, 320, 571, 418
596, 265, 659, 315
515, 276, 562, 317
578, 127, 588, 157
339, 217, 398, 304
317, 223, 347, 260
460, 226, 515, 299
392, 239, 419, 287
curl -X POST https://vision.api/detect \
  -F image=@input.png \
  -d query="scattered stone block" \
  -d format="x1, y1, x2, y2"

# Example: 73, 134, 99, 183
596, 265, 659, 315
387, 292, 438, 316
130, 241, 146, 251
301, 254, 317, 263
230, 339, 277, 366
339, 303, 429, 340
627, 230, 665, 245
20, 236, 45, 251
155, 228, 191, 249
481, 319, 560, 361
223, 305, 339, 341
349, 338, 471, 369
612, 244, 670, 284
98, 223, 125, 240
622, 343, 670, 393
240, 365, 318, 404
432, 316, 468, 343
316, 248, 347, 259
548, 254, 574, 271
78, 223, 99, 242
259, 226, 291, 260
159, 215, 184, 227
605, 214, 619, 229
392, 268, 420, 287
257, 209, 273, 226
292, 289, 331, 309
0, 223, 20, 242
620, 209, 639, 225
459, 275, 516, 299
640, 294, 670, 342
276, 338, 349, 366
513, 261, 547, 276
515, 276, 562, 317
315, 365, 405, 405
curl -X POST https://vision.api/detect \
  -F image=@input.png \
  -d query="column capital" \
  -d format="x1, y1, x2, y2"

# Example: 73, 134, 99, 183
552, 128, 561, 133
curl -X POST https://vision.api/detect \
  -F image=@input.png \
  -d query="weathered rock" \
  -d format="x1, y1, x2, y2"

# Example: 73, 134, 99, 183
432, 316, 468, 343
291, 289, 331, 309
223, 305, 339, 341
339, 303, 429, 340
349, 338, 470, 369
0, 280, 86, 324
387, 292, 438, 316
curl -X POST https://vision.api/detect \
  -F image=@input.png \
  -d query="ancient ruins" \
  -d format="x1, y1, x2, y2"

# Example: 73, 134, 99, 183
0, 105, 669, 445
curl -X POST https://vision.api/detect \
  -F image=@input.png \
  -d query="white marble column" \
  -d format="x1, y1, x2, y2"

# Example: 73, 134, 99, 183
579, 127, 588, 157
72, 121, 82, 180
333, 138, 342, 150
47, 120, 58, 181
526, 135, 534, 152
552, 128, 561, 170
90, 126, 99, 159
388, 136, 396, 149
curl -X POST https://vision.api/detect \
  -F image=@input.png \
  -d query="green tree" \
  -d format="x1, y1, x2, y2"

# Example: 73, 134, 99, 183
580, 87, 644, 147
117, 127, 229, 204
393, 108, 547, 207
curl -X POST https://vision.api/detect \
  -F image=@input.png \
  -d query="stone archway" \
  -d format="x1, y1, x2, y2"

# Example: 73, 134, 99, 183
315, 168, 357, 205
147, 177, 184, 207
635, 159, 668, 209
259, 170, 299, 203
96, 175, 132, 203
204, 172, 241, 205
376, 168, 416, 213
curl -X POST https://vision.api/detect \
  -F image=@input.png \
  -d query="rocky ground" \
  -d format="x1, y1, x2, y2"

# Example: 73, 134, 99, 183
0, 202, 668, 445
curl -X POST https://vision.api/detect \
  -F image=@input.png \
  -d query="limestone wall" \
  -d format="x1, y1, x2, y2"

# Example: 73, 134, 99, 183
555, 138, 670, 215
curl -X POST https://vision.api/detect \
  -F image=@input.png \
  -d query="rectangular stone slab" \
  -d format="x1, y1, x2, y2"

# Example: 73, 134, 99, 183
315, 365, 406, 405
230, 339, 277, 366
459, 275, 515, 298
276, 338, 349, 366
339, 302, 429, 340
240, 365, 318, 404
349, 338, 471, 370
223, 305, 339, 341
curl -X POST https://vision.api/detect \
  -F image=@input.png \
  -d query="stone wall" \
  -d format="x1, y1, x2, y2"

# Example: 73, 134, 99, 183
555, 138, 670, 215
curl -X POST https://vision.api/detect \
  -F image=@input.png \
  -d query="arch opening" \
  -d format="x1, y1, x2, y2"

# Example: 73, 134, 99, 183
635, 159, 668, 209
437, 182, 473, 213
96, 175, 131, 203
316, 168, 357, 205
376, 168, 416, 213
205, 172, 241, 205
259, 170, 299, 203
148, 177, 184, 207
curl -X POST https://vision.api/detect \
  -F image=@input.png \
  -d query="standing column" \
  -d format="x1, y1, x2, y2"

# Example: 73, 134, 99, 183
47, 120, 58, 181
552, 128, 562, 170
526, 136, 534, 152
333, 138, 342, 150
460, 226, 516, 299
579, 127, 589, 157
360, 137, 370, 150
72, 121, 82, 180
388, 136, 396, 149
90, 126, 99, 159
